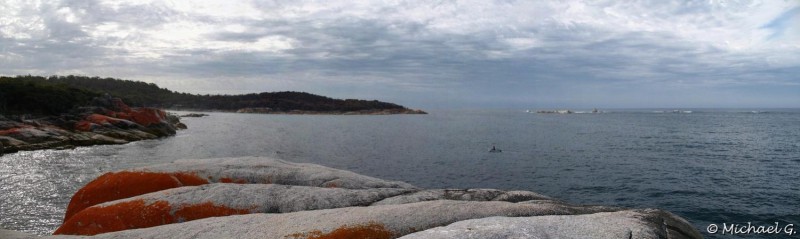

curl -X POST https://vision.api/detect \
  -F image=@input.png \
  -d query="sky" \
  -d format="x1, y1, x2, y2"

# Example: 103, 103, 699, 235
1, 0, 799, 109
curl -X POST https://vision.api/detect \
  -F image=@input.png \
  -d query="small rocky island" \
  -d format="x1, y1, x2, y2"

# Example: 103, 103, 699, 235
1, 157, 701, 239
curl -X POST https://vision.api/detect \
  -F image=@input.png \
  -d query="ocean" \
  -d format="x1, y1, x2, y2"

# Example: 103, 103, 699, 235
1, 109, 799, 238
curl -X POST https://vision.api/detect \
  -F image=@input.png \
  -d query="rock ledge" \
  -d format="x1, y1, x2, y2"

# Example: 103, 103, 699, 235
7, 157, 702, 239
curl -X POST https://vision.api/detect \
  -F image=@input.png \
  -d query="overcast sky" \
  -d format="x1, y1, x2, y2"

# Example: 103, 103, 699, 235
1, 0, 799, 109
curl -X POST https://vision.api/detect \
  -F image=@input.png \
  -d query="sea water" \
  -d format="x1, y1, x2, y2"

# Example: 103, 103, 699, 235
1, 109, 799, 238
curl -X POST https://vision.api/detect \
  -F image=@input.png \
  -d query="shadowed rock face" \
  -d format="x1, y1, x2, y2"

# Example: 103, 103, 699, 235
39, 157, 701, 238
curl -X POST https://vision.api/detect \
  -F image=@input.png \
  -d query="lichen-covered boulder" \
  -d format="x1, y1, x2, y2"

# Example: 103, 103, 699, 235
56, 184, 414, 235
42, 156, 702, 239
62, 157, 417, 222
50, 200, 648, 239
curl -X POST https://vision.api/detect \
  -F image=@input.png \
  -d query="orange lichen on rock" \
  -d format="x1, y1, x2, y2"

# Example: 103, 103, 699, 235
73, 121, 96, 132
287, 223, 395, 239
173, 202, 252, 222
174, 173, 212, 185
124, 108, 167, 126
55, 200, 253, 236
86, 114, 122, 125
324, 182, 339, 188
63, 171, 208, 222
220, 177, 247, 184
54, 199, 173, 236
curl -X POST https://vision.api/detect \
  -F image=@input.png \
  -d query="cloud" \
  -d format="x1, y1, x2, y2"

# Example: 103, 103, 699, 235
762, 6, 800, 40
1, 0, 799, 108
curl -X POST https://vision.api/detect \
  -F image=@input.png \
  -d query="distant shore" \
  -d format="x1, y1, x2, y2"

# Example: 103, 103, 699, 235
171, 108, 427, 115
0, 97, 183, 155
236, 107, 427, 115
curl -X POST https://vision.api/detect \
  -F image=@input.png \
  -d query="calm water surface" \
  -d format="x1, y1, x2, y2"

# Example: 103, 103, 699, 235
2, 109, 799, 238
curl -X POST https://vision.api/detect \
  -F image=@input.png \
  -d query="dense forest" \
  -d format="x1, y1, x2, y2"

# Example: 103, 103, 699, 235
0, 77, 99, 115
0, 75, 410, 115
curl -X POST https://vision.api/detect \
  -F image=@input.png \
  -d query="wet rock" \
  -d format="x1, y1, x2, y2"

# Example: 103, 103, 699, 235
175, 122, 187, 129
166, 113, 184, 130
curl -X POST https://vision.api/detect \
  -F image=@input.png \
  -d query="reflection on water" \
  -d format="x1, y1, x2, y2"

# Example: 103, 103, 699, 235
0, 143, 183, 234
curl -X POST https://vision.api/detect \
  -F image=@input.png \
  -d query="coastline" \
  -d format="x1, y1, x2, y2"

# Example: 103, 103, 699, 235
3, 157, 703, 238
0, 107, 426, 155
0, 98, 182, 155
172, 107, 428, 115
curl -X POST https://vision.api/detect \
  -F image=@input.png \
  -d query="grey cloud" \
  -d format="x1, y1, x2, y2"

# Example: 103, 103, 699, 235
1, 0, 799, 108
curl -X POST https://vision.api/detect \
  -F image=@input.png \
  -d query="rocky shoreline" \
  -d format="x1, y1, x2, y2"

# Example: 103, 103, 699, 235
2, 156, 702, 238
0, 97, 183, 155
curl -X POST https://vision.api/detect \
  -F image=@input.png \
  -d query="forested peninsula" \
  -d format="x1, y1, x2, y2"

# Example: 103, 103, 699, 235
0, 75, 425, 154
0, 75, 426, 115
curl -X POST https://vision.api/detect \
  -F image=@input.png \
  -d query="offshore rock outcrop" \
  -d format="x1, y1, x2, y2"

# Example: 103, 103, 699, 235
33, 157, 703, 239
0, 96, 182, 154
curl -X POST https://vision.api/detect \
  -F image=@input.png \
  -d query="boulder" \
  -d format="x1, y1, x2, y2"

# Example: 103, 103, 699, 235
400, 210, 702, 239
57, 157, 574, 236
175, 122, 187, 129
46, 200, 698, 239
62, 157, 416, 222
166, 113, 181, 126
56, 184, 415, 235
58, 158, 557, 235
82, 111, 175, 137
41, 156, 701, 238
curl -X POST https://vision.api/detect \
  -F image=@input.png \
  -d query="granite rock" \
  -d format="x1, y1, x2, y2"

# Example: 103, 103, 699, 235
20, 156, 701, 239
56, 184, 415, 235
0, 97, 183, 153
399, 209, 703, 239
62, 157, 417, 222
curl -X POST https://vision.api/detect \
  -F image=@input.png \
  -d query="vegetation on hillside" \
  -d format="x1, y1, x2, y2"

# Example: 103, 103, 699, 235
0, 75, 410, 115
0, 76, 100, 115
